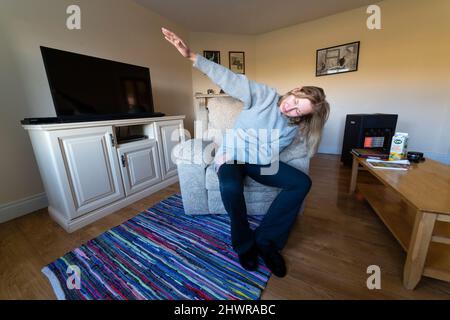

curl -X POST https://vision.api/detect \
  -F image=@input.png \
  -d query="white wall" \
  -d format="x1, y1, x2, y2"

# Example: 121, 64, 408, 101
254, 0, 450, 161
188, 32, 257, 135
1, 0, 449, 222
189, 32, 257, 94
189, 0, 450, 164
0, 0, 194, 218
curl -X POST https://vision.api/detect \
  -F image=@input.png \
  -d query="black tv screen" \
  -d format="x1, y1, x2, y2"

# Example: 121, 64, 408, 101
40, 46, 155, 121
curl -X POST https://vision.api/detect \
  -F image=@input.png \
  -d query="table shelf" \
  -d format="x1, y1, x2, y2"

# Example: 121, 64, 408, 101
424, 243, 450, 283
351, 154, 450, 289
358, 183, 450, 285
357, 183, 415, 251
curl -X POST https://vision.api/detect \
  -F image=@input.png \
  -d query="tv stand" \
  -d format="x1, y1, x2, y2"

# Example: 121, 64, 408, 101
21, 117, 62, 125
21, 112, 166, 125
22, 115, 185, 232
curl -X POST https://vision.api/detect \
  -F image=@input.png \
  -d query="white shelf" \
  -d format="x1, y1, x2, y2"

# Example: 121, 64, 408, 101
22, 115, 185, 131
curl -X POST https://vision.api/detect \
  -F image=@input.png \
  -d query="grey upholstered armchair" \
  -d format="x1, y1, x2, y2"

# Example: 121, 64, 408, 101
174, 95, 311, 215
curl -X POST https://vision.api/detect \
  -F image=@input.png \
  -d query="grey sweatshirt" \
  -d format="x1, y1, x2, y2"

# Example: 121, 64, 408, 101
193, 54, 298, 172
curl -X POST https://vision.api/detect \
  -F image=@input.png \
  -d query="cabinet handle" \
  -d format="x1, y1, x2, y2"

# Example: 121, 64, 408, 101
110, 133, 116, 147
121, 155, 127, 167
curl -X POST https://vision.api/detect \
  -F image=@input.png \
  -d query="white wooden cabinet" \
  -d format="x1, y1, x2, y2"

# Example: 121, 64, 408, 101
23, 116, 185, 232
118, 140, 161, 196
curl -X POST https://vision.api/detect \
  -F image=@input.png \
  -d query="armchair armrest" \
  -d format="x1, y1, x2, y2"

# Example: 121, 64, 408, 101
173, 138, 215, 215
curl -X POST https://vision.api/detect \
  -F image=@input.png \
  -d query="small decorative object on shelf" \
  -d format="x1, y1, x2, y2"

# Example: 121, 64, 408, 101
207, 89, 215, 94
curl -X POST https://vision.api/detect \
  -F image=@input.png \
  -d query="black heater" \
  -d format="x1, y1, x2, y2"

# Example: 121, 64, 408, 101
341, 114, 398, 166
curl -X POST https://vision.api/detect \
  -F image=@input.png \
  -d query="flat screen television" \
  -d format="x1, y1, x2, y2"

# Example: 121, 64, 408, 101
37, 46, 163, 123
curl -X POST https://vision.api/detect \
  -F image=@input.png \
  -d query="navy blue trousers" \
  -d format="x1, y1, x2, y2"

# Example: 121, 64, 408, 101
217, 161, 312, 255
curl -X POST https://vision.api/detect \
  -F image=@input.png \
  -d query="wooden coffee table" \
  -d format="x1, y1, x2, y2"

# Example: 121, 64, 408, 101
349, 154, 450, 289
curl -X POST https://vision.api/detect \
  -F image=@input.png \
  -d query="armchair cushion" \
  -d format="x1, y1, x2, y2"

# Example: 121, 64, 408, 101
205, 97, 243, 145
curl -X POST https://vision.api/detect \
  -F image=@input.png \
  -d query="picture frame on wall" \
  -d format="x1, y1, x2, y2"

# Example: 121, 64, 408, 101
229, 51, 245, 74
316, 41, 360, 76
203, 50, 221, 64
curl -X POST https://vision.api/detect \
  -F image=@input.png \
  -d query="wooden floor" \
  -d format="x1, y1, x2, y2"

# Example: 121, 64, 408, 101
1, 154, 449, 299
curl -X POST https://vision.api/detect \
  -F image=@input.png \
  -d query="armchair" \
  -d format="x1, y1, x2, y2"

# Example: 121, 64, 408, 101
174, 95, 311, 215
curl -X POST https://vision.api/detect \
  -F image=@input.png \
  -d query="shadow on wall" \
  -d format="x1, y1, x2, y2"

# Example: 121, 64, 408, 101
153, 85, 195, 137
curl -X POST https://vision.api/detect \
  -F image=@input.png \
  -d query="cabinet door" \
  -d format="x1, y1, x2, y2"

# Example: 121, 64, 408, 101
118, 140, 161, 196
156, 120, 185, 179
58, 127, 124, 218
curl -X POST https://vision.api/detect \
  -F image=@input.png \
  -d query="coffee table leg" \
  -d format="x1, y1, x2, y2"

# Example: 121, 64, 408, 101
349, 155, 359, 194
403, 211, 437, 289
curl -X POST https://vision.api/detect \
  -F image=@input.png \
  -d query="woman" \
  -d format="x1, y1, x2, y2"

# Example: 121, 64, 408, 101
162, 28, 330, 277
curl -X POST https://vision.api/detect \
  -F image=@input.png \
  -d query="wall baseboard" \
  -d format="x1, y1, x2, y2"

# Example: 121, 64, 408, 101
318, 146, 340, 155
0, 193, 48, 224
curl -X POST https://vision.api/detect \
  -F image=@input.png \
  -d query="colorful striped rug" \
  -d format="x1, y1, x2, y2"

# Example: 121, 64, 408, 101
42, 193, 271, 300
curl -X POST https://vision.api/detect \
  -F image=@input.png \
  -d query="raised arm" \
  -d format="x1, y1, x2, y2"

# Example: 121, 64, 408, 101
162, 27, 197, 62
162, 27, 276, 109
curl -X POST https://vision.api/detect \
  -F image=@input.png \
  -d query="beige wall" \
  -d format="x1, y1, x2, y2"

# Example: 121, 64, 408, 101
0, 0, 194, 207
189, 32, 257, 135
1, 0, 449, 219
254, 0, 450, 160
189, 0, 449, 163
189, 32, 257, 94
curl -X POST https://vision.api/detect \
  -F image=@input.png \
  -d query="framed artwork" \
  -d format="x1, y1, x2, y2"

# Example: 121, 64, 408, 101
229, 51, 245, 74
203, 50, 221, 64
316, 41, 360, 76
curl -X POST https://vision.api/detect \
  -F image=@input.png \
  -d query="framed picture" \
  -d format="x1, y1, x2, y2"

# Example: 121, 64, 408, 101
316, 41, 360, 76
203, 51, 221, 64
229, 51, 245, 74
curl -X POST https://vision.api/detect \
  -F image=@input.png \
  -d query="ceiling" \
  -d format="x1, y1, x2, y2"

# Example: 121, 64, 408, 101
135, 0, 378, 35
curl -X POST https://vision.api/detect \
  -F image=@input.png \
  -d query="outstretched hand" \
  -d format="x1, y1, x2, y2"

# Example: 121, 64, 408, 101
162, 27, 196, 61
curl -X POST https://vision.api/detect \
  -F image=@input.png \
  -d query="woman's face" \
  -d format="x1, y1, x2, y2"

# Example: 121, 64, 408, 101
279, 94, 314, 118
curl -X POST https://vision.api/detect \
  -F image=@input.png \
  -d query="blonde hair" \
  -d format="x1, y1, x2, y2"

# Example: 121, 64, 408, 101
278, 86, 330, 157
